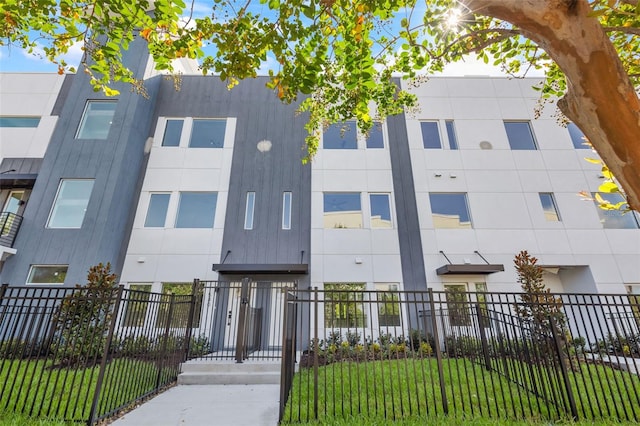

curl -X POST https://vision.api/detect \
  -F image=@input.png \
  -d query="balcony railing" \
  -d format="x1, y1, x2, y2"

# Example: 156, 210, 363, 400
0, 211, 22, 247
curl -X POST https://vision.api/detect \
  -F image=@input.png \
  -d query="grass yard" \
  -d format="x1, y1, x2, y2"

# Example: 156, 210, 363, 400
281, 357, 640, 424
0, 357, 176, 423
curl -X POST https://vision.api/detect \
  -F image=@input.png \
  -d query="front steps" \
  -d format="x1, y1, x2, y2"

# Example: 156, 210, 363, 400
178, 360, 281, 385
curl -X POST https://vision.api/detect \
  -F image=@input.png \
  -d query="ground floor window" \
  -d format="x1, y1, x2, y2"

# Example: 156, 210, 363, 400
155, 283, 203, 328
376, 283, 401, 327
123, 284, 152, 327
324, 283, 367, 328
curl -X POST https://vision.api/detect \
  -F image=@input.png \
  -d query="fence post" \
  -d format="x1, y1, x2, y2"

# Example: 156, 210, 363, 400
428, 289, 448, 415
549, 315, 578, 420
156, 292, 176, 390
184, 279, 200, 361
235, 277, 250, 363
475, 304, 492, 371
279, 291, 296, 421
88, 285, 124, 426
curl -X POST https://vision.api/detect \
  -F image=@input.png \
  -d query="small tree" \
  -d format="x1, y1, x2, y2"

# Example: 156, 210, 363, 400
51, 263, 119, 367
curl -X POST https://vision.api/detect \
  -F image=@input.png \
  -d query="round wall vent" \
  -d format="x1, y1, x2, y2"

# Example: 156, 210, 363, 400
479, 141, 493, 150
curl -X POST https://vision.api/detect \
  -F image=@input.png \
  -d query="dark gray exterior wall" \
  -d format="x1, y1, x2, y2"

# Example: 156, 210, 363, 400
1, 38, 160, 286
153, 77, 312, 287
387, 80, 428, 290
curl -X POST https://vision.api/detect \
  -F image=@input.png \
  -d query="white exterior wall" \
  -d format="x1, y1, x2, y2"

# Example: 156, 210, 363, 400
310, 124, 404, 290
403, 77, 640, 294
0, 73, 64, 160
119, 117, 237, 289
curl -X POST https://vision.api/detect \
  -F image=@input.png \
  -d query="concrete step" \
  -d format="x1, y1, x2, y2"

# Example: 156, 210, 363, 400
178, 361, 281, 385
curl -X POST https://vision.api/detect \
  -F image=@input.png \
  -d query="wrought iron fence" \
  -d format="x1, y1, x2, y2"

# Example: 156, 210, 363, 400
280, 289, 640, 423
0, 283, 198, 425
0, 211, 22, 247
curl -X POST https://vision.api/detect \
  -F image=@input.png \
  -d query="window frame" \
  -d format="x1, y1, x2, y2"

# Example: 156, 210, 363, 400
188, 118, 226, 148
369, 193, 393, 229
365, 122, 385, 149
175, 192, 218, 229
592, 192, 640, 229
75, 100, 117, 140
123, 283, 152, 327
504, 121, 538, 150
323, 192, 363, 229
144, 193, 171, 228
376, 283, 402, 327
567, 123, 589, 149
26, 265, 68, 285
161, 119, 184, 147
324, 283, 367, 329
420, 121, 442, 149
244, 191, 256, 230
323, 121, 358, 150
0, 116, 41, 128
445, 120, 459, 150
46, 179, 94, 229
282, 191, 292, 230
539, 192, 561, 222
429, 193, 473, 229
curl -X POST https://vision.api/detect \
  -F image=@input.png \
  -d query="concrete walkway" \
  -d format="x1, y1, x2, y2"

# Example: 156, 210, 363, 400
110, 384, 280, 426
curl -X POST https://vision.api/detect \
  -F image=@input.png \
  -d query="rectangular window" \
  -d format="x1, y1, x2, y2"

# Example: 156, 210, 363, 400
244, 192, 256, 230
369, 193, 392, 228
376, 283, 401, 327
567, 123, 588, 149
592, 192, 639, 229
421, 121, 442, 149
323, 121, 357, 149
26, 265, 67, 285
444, 284, 471, 327
366, 123, 384, 148
189, 119, 226, 148
0, 116, 41, 127
445, 120, 459, 150
474, 282, 491, 329
282, 192, 292, 230
176, 192, 217, 228
76, 101, 117, 139
539, 193, 561, 221
429, 193, 472, 229
156, 283, 203, 328
324, 283, 367, 328
162, 119, 184, 147
144, 193, 170, 227
47, 179, 94, 228
504, 121, 537, 150
323, 192, 362, 229
627, 285, 640, 329
123, 284, 152, 327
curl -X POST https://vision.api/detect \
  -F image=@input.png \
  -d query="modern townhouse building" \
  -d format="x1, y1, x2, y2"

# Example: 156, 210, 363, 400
2, 40, 639, 331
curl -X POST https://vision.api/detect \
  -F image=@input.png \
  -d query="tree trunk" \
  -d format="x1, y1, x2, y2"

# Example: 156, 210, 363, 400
466, 0, 640, 211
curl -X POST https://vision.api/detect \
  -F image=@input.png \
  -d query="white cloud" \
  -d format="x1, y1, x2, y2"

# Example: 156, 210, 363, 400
257, 54, 278, 76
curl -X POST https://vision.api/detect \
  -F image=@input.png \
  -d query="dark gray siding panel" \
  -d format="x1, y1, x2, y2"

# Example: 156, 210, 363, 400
2, 39, 160, 286
51, 74, 74, 116
387, 80, 427, 290
154, 77, 312, 287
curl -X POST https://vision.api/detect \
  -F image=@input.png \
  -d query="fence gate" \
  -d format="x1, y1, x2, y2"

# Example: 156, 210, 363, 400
196, 279, 296, 362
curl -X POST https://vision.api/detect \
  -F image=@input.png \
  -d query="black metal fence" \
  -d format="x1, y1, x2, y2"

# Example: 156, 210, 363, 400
280, 289, 640, 423
0, 283, 199, 425
0, 211, 22, 247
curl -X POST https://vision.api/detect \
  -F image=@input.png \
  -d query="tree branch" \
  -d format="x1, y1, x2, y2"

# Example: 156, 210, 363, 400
604, 26, 640, 36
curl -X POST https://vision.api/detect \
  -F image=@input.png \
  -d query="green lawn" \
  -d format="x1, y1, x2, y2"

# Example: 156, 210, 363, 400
0, 357, 177, 423
281, 357, 640, 424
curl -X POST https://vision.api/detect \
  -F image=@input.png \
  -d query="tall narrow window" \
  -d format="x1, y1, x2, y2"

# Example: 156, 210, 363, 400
366, 123, 384, 148
244, 192, 256, 230
47, 179, 94, 228
376, 283, 401, 327
26, 265, 67, 285
189, 119, 226, 148
144, 193, 170, 227
445, 120, 459, 150
539, 193, 561, 221
444, 284, 471, 327
323, 192, 362, 228
567, 123, 588, 149
421, 121, 442, 149
324, 283, 367, 328
123, 284, 152, 327
323, 121, 358, 149
429, 193, 472, 229
76, 101, 117, 139
156, 283, 203, 328
504, 121, 537, 150
162, 119, 183, 147
282, 192, 292, 230
592, 192, 639, 229
175, 192, 217, 228
369, 193, 392, 228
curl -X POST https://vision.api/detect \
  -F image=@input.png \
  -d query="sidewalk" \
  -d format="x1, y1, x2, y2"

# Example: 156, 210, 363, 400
110, 384, 280, 426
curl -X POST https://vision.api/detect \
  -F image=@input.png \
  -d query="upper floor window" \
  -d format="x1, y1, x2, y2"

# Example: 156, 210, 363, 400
366, 123, 384, 148
369, 193, 392, 228
445, 120, 459, 150
282, 192, 292, 230
592, 192, 639, 229
0, 116, 41, 128
47, 179, 94, 228
175, 192, 217, 228
162, 119, 184, 147
421, 121, 442, 149
76, 101, 117, 139
323, 192, 362, 228
504, 121, 537, 150
144, 193, 170, 227
189, 119, 226, 148
244, 192, 256, 230
429, 193, 472, 229
27, 265, 67, 285
567, 123, 588, 149
323, 121, 358, 149
539, 193, 561, 221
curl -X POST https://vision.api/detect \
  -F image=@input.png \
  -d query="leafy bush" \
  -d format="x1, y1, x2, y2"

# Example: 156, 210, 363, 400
444, 335, 482, 358
0, 339, 48, 359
